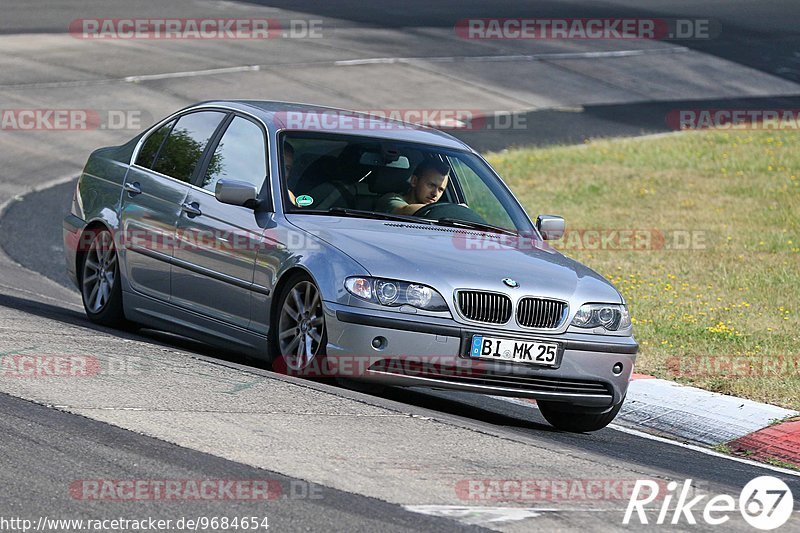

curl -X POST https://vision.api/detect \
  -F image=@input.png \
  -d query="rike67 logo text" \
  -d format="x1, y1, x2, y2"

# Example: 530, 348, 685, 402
624, 476, 794, 530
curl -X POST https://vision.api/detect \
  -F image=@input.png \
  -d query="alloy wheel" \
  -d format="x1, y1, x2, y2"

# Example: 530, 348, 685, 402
277, 280, 325, 371
82, 231, 118, 314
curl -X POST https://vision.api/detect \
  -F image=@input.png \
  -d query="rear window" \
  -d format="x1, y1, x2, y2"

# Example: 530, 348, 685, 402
135, 120, 174, 169
152, 111, 227, 183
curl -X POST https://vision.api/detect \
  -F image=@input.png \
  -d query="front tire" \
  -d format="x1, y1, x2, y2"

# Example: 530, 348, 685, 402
269, 272, 328, 377
80, 228, 128, 328
537, 399, 624, 433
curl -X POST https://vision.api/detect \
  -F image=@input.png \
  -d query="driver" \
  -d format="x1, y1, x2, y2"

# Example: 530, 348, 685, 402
375, 159, 450, 215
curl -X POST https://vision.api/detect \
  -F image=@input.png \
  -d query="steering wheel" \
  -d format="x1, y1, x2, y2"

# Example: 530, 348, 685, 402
412, 202, 488, 224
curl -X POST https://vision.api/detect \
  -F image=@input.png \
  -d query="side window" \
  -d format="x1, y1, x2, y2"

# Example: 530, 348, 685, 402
201, 116, 267, 193
135, 120, 174, 169
152, 111, 226, 183
448, 156, 515, 229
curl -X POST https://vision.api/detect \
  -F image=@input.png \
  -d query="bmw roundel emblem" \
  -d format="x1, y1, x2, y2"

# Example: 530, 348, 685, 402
502, 278, 519, 288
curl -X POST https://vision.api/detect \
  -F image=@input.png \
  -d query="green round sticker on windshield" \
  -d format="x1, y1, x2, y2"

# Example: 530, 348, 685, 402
296, 195, 314, 207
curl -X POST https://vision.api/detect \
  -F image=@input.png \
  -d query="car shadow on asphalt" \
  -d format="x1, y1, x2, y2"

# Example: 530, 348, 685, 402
376, 385, 557, 432
0, 291, 269, 371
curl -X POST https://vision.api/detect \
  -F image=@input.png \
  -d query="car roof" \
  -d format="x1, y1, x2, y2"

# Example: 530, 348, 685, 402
188, 100, 474, 151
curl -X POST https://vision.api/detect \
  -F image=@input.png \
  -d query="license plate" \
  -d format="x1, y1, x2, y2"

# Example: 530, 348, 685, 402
470, 335, 559, 367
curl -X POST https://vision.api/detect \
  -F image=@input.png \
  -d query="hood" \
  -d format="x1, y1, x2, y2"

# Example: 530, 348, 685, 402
287, 215, 623, 305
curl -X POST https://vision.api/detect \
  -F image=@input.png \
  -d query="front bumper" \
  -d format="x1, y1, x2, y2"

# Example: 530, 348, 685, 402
324, 302, 637, 409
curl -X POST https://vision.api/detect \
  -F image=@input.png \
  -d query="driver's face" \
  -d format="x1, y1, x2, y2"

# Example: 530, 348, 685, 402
411, 170, 448, 205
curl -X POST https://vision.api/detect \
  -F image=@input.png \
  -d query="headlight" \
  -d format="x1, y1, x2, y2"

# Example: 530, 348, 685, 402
345, 277, 448, 312
375, 280, 399, 305
570, 303, 631, 331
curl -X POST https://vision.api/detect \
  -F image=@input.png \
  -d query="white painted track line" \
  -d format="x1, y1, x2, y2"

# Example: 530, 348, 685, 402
334, 47, 691, 66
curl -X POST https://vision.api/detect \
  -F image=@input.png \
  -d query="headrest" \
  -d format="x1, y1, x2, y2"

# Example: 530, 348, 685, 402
367, 165, 412, 194
296, 155, 338, 191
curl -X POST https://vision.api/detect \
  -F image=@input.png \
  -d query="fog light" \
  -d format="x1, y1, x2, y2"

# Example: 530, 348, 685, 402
372, 337, 386, 350
612, 362, 624, 375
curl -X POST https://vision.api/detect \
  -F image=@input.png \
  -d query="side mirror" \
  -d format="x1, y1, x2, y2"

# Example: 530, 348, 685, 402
536, 215, 565, 240
215, 179, 260, 208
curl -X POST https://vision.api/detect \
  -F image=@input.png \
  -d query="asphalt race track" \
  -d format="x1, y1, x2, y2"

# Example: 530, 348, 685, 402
1, 1, 799, 531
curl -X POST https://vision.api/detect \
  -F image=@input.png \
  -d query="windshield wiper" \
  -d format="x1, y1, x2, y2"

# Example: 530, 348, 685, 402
326, 207, 434, 225
433, 217, 518, 236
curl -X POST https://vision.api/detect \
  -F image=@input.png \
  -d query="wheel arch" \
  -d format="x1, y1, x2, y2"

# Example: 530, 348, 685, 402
76, 220, 113, 286
269, 266, 316, 327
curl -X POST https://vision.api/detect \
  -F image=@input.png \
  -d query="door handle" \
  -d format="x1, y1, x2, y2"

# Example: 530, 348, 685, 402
181, 202, 202, 218
124, 182, 142, 196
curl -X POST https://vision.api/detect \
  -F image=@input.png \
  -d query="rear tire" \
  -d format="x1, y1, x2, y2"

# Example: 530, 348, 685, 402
80, 228, 130, 329
537, 398, 624, 433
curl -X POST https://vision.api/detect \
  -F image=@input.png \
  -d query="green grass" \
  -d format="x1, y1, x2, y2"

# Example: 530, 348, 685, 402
486, 130, 800, 409
765, 457, 800, 471
713, 443, 732, 454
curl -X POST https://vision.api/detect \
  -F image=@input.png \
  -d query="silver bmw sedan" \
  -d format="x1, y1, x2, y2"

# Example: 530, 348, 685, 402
63, 101, 637, 432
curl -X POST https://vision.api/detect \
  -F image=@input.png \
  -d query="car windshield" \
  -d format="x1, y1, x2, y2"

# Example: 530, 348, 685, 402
280, 132, 534, 233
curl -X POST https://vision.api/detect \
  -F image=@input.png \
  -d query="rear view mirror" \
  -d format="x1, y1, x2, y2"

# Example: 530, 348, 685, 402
215, 179, 260, 208
359, 151, 410, 168
536, 215, 565, 240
